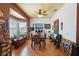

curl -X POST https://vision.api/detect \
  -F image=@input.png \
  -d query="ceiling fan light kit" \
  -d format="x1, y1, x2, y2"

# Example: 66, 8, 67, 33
37, 14, 43, 17
34, 9, 47, 17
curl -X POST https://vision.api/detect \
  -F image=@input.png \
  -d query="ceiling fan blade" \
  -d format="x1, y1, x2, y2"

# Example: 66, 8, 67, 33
42, 14, 47, 16
43, 11, 46, 13
34, 11, 38, 13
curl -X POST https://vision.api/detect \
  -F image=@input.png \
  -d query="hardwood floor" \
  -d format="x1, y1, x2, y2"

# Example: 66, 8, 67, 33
12, 39, 64, 56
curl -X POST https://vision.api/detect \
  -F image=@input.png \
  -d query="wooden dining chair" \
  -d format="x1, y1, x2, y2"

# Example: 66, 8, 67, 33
31, 34, 41, 50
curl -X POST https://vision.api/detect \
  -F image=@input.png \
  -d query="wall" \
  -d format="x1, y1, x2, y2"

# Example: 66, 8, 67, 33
30, 17, 51, 37
0, 4, 10, 19
51, 3, 77, 43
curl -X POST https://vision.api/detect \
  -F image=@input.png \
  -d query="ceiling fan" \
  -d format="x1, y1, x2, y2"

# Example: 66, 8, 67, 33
34, 9, 47, 17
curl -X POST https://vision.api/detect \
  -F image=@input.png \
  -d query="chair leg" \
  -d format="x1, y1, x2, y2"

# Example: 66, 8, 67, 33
34, 44, 35, 50
31, 42, 33, 49
39, 43, 41, 50
44, 42, 46, 46
31, 42, 35, 50
43, 41, 46, 49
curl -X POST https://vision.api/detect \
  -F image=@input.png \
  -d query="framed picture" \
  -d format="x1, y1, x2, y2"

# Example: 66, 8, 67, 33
35, 23, 43, 29
44, 24, 50, 29
61, 22, 63, 30
54, 19, 59, 34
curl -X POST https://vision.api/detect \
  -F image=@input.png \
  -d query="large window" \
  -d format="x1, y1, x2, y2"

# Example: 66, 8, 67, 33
9, 18, 18, 38
18, 21, 27, 35
9, 18, 27, 38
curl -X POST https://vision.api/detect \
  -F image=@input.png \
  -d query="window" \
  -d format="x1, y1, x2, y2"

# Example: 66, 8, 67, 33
9, 18, 27, 38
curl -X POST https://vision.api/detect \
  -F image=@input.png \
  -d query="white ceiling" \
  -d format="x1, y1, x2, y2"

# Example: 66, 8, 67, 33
17, 3, 64, 18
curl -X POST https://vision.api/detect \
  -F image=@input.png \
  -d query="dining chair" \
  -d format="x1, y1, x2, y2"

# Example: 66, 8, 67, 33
31, 34, 41, 50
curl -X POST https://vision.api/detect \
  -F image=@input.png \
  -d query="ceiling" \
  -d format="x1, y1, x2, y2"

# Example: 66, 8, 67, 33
10, 8, 26, 19
17, 3, 64, 18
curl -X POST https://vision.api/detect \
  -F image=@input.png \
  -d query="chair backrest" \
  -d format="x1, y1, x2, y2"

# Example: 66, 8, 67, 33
32, 34, 41, 43
56, 34, 62, 39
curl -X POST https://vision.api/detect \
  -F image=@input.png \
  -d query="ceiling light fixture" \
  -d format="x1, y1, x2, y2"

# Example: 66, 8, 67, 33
38, 14, 43, 17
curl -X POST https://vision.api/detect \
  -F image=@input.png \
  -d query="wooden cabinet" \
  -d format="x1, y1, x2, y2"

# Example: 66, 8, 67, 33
0, 41, 12, 56
0, 17, 12, 56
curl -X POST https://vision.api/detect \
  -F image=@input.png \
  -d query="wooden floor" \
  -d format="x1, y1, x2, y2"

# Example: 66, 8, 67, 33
12, 39, 64, 56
